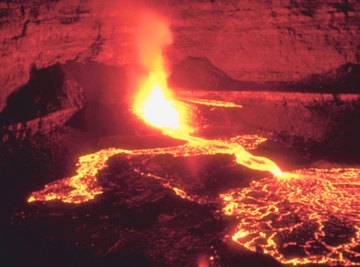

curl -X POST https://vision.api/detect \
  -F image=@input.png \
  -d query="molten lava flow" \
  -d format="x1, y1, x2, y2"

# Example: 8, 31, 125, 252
179, 97, 243, 108
222, 168, 360, 266
27, 12, 360, 266
131, 52, 282, 176
27, 134, 269, 204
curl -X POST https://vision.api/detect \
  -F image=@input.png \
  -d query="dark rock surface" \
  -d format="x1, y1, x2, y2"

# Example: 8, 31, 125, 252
2, 143, 283, 267
169, 56, 238, 90
0, 61, 144, 140
170, 57, 360, 92
292, 63, 360, 93
0, 64, 85, 140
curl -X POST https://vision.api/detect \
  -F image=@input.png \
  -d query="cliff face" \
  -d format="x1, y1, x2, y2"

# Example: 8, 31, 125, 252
0, 0, 359, 111
0, 0, 101, 112
170, 0, 359, 82
0, 64, 85, 140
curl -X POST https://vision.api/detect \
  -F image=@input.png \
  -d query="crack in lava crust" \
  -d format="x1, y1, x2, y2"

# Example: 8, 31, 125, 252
222, 168, 360, 266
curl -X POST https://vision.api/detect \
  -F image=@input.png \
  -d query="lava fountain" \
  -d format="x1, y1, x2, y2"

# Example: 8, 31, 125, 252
132, 54, 193, 139
27, 10, 360, 266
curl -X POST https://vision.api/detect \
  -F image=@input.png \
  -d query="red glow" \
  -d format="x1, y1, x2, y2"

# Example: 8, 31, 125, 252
27, 9, 360, 266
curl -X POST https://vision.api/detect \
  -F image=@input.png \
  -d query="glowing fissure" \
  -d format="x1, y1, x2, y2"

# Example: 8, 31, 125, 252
222, 168, 360, 266
27, 14, 360, 266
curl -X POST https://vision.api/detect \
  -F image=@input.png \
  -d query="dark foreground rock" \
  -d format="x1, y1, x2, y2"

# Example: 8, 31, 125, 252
5, 152, 283, 267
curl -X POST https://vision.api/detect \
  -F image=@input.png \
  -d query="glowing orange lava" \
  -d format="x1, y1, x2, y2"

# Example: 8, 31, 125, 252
222, 168, 360, 266
179, 97, 243, 108
131, 52, 282, 176
27, 13, 360, 266
27, 134, 269, 204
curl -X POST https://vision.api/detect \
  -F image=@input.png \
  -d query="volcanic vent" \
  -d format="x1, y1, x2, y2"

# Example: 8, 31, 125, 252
2, 1, 360, 267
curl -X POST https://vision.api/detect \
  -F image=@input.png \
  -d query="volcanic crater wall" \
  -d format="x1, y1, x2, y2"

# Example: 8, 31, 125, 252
0, 0, 359, 112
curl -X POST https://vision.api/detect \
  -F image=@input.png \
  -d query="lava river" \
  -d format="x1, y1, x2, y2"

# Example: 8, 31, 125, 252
27, 18, 360, 266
